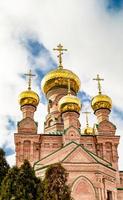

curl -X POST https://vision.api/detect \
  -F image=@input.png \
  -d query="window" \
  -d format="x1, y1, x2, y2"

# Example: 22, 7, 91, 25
44, 143, 50, 148
107, 191, 112, 200
52, 143, 58, 148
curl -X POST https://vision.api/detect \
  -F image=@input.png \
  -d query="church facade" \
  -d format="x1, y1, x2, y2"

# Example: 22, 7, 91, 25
14, 44, 123, 200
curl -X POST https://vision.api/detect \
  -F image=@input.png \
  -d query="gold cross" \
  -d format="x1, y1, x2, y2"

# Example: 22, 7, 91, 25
93, 74, 104, 94
53, 43, 67, 69
82, 111, 91, 128
24, 69, 35, 90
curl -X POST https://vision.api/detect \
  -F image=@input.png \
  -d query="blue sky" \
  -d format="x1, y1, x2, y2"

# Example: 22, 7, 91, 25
0, 0, 123, 168
107, 0, 123, 11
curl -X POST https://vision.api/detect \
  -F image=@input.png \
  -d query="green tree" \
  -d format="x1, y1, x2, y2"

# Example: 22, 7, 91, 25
0, 166, 21, 200
0, 160, 43, 200
0, 148, 10, 191
43, 163, 73, 200
18, 160, 43, 200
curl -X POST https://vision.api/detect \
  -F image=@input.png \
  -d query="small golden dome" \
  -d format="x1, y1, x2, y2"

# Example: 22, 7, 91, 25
41, 68, 81, 95
91, 94, 112, 112
58, 94, 81, 113
19, 90, 39, 107
82, 127, 94, 135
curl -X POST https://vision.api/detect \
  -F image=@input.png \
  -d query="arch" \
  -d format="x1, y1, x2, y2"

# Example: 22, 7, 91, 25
71, 176, 96, 200
105, 142, 112, 163
23, 140, 31, 160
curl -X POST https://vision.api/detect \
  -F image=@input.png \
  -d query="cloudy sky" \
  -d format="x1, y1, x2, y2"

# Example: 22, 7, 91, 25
0, 0, 123, 169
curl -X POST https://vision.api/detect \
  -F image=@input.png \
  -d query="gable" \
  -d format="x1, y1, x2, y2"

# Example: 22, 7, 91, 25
18, 117, 37, 134
98, 120, 116, 135
62, 146, 96, 163
35, 141, 113, 173
35, 142, 78, 169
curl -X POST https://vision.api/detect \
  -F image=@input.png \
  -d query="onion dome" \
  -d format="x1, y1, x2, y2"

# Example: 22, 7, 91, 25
82, 127, 94, 135
81, 111, 94, 135
19, 90, 39, 108
91, 74, 112, 113
41, 68, 80, 94
58, 79, 81, 113
18, 70, 40, 108
41, 44, 80, 95
91, 94, 112, 112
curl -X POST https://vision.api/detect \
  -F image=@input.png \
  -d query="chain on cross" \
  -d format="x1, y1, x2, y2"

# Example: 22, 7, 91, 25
53, 43, 67, 69
93, 74, 104, 94
24, 69, 36, 90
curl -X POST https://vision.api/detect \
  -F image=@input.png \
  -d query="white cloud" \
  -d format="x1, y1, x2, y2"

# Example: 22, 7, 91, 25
0, 0, 123, 168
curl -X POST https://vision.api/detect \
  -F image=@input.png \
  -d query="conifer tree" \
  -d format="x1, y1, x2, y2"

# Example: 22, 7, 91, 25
0, 160, 43, 200
43, 163, 73, 200
18, 160, 43, 200
0, 166, 21, 200
0, 148, 10, 191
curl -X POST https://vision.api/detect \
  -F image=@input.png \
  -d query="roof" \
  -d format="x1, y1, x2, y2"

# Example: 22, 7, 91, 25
34, 141, 114, 172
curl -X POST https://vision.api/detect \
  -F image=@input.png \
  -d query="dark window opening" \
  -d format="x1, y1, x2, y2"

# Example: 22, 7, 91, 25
107, 191, 112, 200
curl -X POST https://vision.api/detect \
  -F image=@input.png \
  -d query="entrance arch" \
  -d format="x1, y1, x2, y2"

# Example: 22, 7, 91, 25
71, 176, 96, 200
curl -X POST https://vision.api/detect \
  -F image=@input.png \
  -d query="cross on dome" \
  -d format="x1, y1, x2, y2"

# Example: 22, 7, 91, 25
53, 43, 67, 69
82, 111, 91, 128
24, 69, 36, 90
93, 74, 104, 95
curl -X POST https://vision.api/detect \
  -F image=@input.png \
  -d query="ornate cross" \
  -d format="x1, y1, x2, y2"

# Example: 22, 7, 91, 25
82, 111, 91, 128
53, 43, 67, 69
24, 69, 35, 90
93, 74, 104, 94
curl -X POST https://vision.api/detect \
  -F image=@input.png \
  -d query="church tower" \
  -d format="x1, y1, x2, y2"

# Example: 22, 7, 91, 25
91, 74, 119, 170
41, 44, 82, 145
15, 70, 40, 167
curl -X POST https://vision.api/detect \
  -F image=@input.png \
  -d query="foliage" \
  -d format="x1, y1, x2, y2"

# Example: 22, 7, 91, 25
0, 152, 73, 200
43, 163, 72, 200
0, 148, 10, 191
0, 166, 21, 200
0, 160, 43, 200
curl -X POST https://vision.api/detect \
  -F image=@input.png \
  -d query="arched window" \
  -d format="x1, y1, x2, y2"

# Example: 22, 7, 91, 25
105, 142, 112, 163
23, 140, 31, 160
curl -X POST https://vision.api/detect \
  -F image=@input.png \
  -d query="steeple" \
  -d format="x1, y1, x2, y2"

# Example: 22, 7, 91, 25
91, 74, 112, 123
81, 111, 94, 135
18, 70, 39, 119
41, 43, 80, 95
58, 79, 81, 114
58, 79, 81, 129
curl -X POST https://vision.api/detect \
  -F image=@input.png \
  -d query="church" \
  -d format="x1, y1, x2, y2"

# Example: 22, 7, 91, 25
14, 44, 123, 200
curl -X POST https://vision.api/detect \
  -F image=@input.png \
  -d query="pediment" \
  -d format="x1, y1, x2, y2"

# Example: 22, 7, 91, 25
62, 146, 96, 163
98, 120, 116, 134
18, 117, 37, 134
35, 142, 78, 168
34, 142, 99, 171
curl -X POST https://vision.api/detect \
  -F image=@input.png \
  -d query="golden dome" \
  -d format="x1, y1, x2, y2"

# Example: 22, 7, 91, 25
82, 127, 94, 135
91, 94, 112, 112
41, 68, 81, 95
58, 94, 81, 113
19, 90, 39, 107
